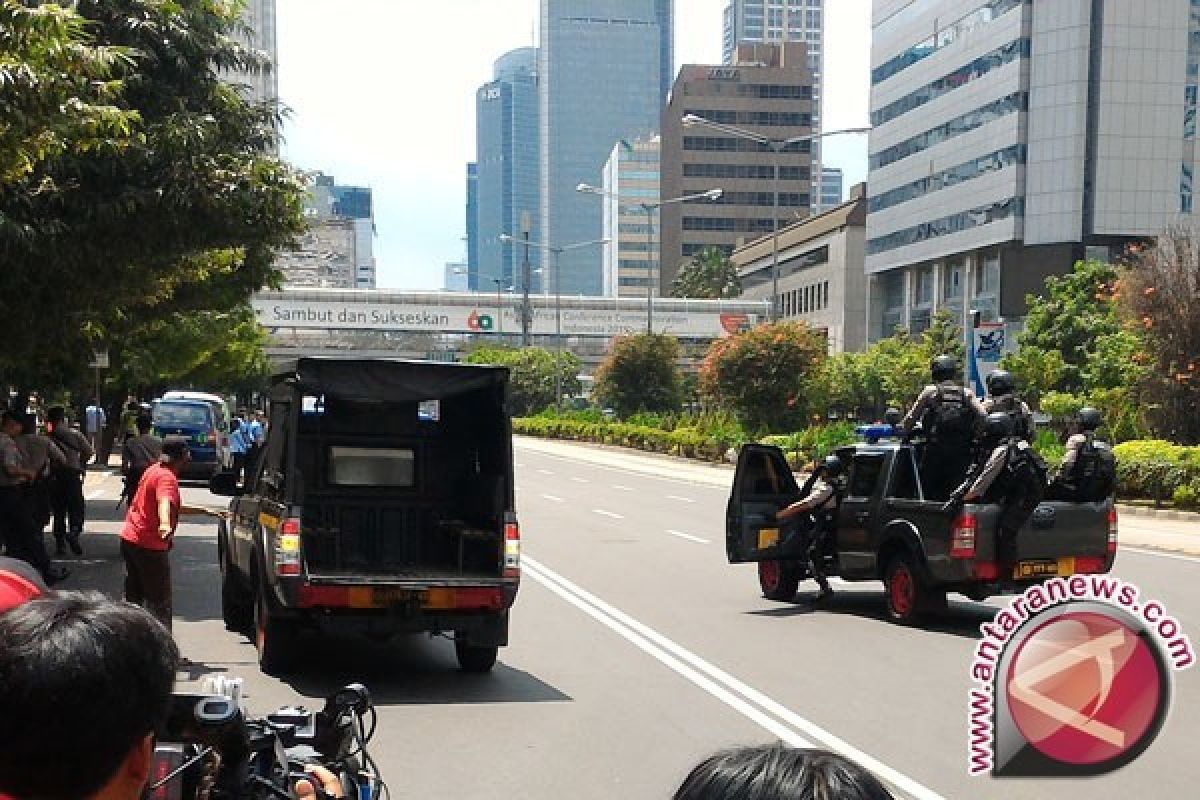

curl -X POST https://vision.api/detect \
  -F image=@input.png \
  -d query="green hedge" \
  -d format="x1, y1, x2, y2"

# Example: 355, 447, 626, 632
1111, 440, 1200, 504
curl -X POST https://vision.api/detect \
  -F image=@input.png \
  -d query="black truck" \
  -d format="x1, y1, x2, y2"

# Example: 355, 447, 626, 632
210, 358, 520, 673
727, 440, 1117, 624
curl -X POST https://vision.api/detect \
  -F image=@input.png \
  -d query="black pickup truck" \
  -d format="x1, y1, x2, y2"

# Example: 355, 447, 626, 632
210, 358, 520, 674
726, 440, 1117, 624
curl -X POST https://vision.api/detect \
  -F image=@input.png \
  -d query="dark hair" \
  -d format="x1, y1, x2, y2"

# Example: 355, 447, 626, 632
0, 592, 179, 800
162, 439, 190, 462
674, 745, 895, 800
46, 406, 66, 423
0, 410, 23, 428
137, 413, 154, 433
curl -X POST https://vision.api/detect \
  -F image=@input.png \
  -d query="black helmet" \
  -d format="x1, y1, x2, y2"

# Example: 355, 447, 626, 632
822, 454, 845, 478
985, 412, 1014, 439
986, 370, 1015, 397
1077, 407, 1102, 431
883, 407, 902, 426
931, 355, 958, 382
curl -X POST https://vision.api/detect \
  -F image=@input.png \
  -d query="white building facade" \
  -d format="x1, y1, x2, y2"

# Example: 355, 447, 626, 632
602, 137, 661, 297
866, 0, 1196, 342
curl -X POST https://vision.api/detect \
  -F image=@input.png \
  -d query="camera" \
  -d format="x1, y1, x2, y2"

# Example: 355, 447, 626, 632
146, 680, 384, 800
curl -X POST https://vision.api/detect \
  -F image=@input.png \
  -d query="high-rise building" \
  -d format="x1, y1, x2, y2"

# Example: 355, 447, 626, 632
818, 166, 843, 211
601, 137, 661, 297
660, 42, 815, 292
466, 163, 479, 288
444, 262, 470, 292
540, 0, 674, 296
235, 0, 279, 107
276, 173, 376, 289
866, 0, 1196, 346
475, 48, 541, 295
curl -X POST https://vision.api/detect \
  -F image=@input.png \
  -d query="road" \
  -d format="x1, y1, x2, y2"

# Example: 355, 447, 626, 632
64, 440, 1200, 799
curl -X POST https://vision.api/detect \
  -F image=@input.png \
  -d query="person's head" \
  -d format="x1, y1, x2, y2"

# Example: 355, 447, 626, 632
930, 355, 958, 383
136, 414, 154, 435
674, 744, 895, 800
0, 592, 178, 800
822, 454, 845, 480
985, 370, 1015, 398
1076, 406, 1103, 433
1, 410, 23, 437
160, 439, 191, 474
47, 406, 66, 425
984, 411, 1014, 443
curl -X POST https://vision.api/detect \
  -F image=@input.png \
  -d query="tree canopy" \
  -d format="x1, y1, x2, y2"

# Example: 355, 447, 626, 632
670, 247, 742, 299
467, 346, 582, 416
593, 334, 684, 417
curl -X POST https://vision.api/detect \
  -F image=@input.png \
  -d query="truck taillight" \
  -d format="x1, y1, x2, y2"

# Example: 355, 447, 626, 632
275, 518, 302, 576
503, 515, 520, 578
950, 512, 977, 559
1107, 506, 1118, 554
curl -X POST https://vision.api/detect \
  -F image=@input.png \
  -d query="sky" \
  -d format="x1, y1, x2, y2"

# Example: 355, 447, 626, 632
276, 0, 871, 290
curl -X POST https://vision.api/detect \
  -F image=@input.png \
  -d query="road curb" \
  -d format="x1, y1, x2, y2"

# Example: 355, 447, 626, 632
1116, 503, 1200, 524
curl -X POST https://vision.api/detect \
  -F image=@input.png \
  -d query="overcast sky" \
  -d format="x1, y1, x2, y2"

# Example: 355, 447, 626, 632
276, 0, 871, 290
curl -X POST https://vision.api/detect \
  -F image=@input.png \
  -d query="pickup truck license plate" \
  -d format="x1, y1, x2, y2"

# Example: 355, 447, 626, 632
1014, 558, 1075, 579
350, 587, 420, 609
757, 528, 780, 550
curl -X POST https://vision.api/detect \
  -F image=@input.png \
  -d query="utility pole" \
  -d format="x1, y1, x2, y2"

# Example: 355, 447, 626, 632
521, 211, 532, 347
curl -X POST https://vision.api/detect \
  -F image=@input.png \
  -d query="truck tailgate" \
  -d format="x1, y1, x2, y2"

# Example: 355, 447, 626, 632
975, 501, 1112, 561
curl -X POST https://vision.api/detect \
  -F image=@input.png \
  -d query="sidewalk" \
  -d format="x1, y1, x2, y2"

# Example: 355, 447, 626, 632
514, 435, 1200, 556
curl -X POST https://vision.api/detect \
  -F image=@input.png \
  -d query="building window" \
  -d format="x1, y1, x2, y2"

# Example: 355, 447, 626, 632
944, 262, 964, 300
910, 308, 932, 334
868, 146, 1025, 214
1183, 162, 1194, 213
872, 0, 1025, 86
866, 198, 1024, 255
685, 137, 812, 154
914, 266, 934, 307
869, 93, 1028, 170
822, 281, 829, 309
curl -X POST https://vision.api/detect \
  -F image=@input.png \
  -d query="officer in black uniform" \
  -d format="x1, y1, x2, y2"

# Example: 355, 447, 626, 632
982, 370, 1035, 442
902, 355, 986, 500
776, 454, 844, 603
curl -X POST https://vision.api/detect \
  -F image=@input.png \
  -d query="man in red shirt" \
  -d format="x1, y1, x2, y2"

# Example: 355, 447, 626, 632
120, 440, 223, 631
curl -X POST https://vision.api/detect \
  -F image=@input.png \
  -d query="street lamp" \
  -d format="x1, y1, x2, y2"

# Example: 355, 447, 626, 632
576, 183, 723, 334
681, 114, 870, 322
501, 234, 608, 410
490, 278, 513, 337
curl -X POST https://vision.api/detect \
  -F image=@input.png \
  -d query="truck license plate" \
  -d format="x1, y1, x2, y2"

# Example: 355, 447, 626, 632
757, 528, 780, 550
359, 587, 420, 608
1014, 560, 1059, 579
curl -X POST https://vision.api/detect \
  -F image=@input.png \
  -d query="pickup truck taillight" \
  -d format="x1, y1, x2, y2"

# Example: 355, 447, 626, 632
503, 514, 520, 579
1107, 506, 1118, 555
275, 518, 303, 577
950, 511, 977, 559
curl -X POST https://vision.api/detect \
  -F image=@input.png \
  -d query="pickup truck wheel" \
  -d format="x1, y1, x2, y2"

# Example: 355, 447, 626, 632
759, 560, 801, 602
455, 640, 499, 673
254, 588, 297, 676
884, 554, 927, 625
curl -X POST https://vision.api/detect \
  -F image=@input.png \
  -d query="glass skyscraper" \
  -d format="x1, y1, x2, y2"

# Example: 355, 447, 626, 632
466, 163, 479, 287
540, 0, 674, 296
474, 48, 541, 294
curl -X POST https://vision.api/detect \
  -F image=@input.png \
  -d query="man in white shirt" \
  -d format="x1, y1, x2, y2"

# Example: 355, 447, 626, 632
84, 399, 107, 464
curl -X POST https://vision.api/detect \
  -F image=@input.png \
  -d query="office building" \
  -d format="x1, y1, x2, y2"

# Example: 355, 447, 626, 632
540, 0, 674, 296
660, 41, 815, 292
733, 184, 868, 353
475, 48, 541, 295
818, 166, 843, 210
866, 0, 1195, 346
466, 163, 479, 287
601, 137, 661, 297
444, 262, 470, 292
277, 173, 376, 289
234, 0, 279, 107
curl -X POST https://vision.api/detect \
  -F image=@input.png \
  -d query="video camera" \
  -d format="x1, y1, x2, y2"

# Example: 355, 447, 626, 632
147, 679, 385, 800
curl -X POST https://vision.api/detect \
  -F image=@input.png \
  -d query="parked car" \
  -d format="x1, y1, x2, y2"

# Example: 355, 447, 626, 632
210, 357, 521, 674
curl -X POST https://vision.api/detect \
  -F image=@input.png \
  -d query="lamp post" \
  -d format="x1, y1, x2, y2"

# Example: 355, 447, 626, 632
680, 115, 870, 322
576, 183, 722, 334
520, 211, 532, 347
501, 234, 608, 409
490, 278, 511, 337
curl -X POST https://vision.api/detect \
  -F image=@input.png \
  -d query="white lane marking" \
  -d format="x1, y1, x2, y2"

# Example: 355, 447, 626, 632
86, 489, 107, 501
537, 469, 555, 476
593, 509, 624, 519
541, 494, 565, 503
613, 484, 635, 491
571, 477, 590, 483
515, 462, 525, 468
515, 445, 729, 490
666, 494, 695, 503
524, 557, 944, 800
665, 529, 710, 544
1121, 546, 1200, 564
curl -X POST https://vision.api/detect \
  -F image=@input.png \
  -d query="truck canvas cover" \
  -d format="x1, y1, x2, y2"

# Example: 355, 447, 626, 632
272, 357, 509, 404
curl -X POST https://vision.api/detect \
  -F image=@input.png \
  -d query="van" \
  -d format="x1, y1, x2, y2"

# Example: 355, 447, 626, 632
162, 391, 233, 468
152, 399, 225, 478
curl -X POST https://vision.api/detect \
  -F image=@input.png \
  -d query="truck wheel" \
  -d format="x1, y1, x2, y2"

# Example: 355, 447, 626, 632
254, 588, 297, 676
219, 530, 252, 634
884, 554, 940, 625
759, 560, 801, 602
456, 640, 499, 673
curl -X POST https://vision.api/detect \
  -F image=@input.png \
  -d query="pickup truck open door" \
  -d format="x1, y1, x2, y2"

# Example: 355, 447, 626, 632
726, 444, 799, 563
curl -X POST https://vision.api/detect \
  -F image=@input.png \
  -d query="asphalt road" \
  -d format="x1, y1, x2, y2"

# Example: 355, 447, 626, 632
61, 442, 1200, 799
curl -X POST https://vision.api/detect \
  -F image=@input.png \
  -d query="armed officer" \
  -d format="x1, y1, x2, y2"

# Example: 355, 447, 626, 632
982, 370, 1034, 442
1048, 407, 1116, 502
902, 355, 987, 500
775, 455, 845, 603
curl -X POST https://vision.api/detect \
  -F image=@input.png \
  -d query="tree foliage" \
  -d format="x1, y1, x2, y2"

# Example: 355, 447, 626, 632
593, 334, 684, 417
699, 321, 828, 433
467, 346, 581, 416
670, 246, 742, 299
0, 0, 306, 389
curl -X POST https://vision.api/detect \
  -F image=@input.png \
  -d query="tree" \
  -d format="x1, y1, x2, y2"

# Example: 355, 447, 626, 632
593, 334, 684, 417
0, 0, 306, 389
700, 321, 828, 433
1119, 229, 1200, 443
466, 346, 581, 416
670, 247, 742, 299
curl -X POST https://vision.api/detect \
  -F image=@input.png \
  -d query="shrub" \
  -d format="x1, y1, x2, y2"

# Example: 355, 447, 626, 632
1173, 484, 1200, 510
593, 334, 684, 417
468, 346, 581, 416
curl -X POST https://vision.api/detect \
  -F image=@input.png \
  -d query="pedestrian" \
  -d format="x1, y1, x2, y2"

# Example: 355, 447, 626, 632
229, 416, 249, 486
948, 412, 1047, 579
13, 413, 66, 543
775, 454, 845, 604
45, 407, 92, 556
118, 399, 140, 445
674, 743, 895, 800
84, 397, 106, 462
0, 411, 65, 584
981, 370, 1034, 443
119, 440, 224, 630
246, 409, 266, 477
901, 355, 986, 500
119, 414, 162, 508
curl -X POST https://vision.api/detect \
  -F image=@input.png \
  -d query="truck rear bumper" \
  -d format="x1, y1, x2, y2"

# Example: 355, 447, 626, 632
295, 608, 511, 647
